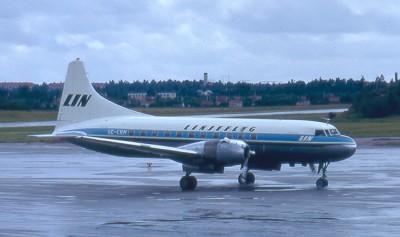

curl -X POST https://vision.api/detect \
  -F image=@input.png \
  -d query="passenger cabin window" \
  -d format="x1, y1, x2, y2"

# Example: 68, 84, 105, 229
177, 131, 182, 137
213, 132, 219, 139
325, 130, 331, 136
200, 132, 206, 138
315, 130, 326, 136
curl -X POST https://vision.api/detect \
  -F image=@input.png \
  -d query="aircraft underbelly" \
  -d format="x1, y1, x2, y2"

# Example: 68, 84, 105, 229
68, 136, 354, 169
249, 143, 355, 170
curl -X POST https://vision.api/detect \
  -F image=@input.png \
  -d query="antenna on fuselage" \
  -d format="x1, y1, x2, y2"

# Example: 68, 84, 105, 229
320, 117, 331, 124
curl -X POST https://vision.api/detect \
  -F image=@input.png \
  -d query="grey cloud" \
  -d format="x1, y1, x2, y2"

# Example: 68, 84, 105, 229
1, 0, 400, 83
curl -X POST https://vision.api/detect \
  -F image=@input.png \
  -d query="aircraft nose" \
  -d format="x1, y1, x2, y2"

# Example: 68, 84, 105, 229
343, 136, 357, 158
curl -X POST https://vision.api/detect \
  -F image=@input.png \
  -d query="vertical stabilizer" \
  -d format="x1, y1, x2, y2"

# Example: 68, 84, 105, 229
55, 58, 149, 130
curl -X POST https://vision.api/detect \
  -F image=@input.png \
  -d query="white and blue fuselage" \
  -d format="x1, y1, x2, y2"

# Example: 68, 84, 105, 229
61, 115, 356, 171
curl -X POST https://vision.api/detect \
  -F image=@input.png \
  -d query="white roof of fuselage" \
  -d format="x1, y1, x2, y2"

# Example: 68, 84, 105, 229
57, 115, 336, 135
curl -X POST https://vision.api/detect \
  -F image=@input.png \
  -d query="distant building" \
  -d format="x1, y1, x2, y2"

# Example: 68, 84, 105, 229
158, 92, 176, 99
204, 72, 208, 85
127, 92, 156, 107
128, 92, 147, 100
229, 99, 243, 108
215, 95, 228, 106
140, 97, 155, 107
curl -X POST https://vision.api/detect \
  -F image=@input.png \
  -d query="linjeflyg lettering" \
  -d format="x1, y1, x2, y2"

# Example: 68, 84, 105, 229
183, 124, 256, 133
63, 94, 92, 107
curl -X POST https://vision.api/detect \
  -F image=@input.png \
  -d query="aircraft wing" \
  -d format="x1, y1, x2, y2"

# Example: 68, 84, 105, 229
30, 132, 202, 159
188, 108, 349, 118
76, 136, 202, 158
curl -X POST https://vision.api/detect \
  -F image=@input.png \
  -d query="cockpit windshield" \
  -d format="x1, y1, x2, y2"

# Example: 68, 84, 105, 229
315, 129, 340, 136
329, 129, 340, 135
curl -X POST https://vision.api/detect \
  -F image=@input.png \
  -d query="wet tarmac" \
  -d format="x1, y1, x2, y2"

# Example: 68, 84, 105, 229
0, 142, 399, 237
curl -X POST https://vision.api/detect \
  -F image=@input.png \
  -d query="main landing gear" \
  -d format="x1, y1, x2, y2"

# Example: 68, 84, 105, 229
238, 155, 255, 185
238, 172, 255, 185
180, 172, 197, 191
316, 162, 330, 189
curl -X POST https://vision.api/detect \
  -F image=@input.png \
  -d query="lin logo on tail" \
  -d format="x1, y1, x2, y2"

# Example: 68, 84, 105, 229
63, 94, 92, 107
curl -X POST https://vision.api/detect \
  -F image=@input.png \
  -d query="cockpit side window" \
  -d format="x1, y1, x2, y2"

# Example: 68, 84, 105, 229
325, 130, 331, 136
315, 130, 326, 136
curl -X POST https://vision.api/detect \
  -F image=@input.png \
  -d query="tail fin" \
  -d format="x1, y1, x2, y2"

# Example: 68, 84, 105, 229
55, 58, 149, 130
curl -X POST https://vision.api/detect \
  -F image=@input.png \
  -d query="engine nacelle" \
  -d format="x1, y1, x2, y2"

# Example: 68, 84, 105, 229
181, 138, 251, 167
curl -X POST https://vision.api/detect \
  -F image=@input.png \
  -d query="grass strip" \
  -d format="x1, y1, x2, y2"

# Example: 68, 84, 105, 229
0, 126, 54, 143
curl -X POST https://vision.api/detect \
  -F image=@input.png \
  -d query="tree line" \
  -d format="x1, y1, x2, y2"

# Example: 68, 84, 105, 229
1, 76, 399, 118
352, 75, 400, 118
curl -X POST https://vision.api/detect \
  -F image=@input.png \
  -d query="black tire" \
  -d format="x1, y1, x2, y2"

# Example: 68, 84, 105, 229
238, 172, 256, 185
180, 176, 197, 191
247, 172, 255, 184
323, 178, 328, 187
316, 178, 327, 189
238, 173, 246, 185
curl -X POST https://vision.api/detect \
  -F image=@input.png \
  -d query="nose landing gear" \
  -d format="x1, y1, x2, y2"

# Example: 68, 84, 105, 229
316, 162, 330, 189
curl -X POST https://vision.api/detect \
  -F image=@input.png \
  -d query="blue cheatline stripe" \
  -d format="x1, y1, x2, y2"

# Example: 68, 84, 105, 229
67, 128, 354, 145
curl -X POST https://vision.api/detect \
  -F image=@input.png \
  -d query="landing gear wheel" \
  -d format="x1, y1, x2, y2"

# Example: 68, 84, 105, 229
180, 175, 197, 191
238, 172, 255, 185
316, 178, 328, 189
316, 162, 330, 189
323, 178, 328, 187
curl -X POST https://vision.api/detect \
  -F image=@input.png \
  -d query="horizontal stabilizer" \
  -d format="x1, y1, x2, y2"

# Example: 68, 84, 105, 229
30, 131, 88, 138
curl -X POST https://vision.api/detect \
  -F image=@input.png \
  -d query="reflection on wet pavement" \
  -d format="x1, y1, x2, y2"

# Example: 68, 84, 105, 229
0, 143, 399, 236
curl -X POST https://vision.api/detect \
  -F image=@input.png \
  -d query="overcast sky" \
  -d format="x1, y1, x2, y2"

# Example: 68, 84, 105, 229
1, 0, 400, 83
